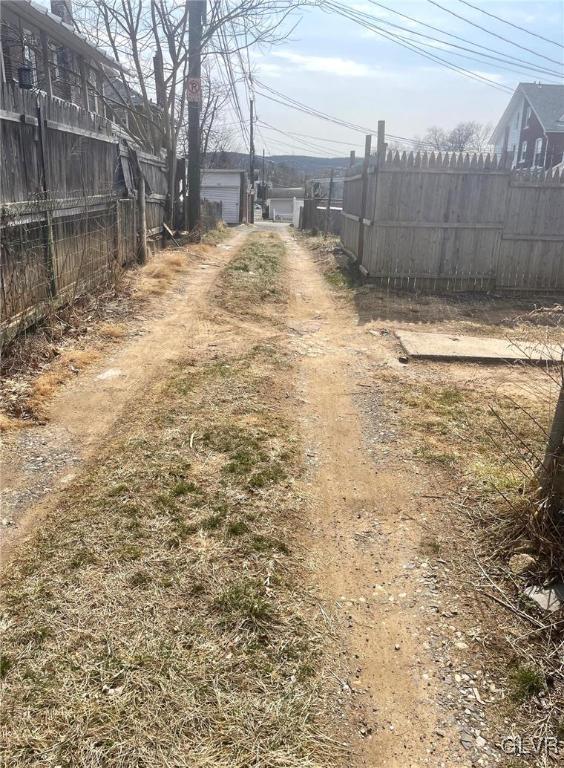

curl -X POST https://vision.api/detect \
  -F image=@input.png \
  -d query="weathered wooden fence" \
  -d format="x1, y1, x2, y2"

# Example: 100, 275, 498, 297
301, 198, 343, 236
0, 84, 168, 340
342, 151, 564, 292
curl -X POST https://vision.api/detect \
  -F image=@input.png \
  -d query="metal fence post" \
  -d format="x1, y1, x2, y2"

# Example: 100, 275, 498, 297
36, 103, 57, 298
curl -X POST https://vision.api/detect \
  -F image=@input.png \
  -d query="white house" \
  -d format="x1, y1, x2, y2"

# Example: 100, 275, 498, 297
201, 169, 247, 225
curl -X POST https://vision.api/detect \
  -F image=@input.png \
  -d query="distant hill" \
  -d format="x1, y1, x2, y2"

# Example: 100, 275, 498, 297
268, 155, 350, 174
204, 152, 351, 183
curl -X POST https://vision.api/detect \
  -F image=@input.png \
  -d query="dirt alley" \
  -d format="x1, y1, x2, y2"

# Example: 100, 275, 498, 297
2, 223, 509, 767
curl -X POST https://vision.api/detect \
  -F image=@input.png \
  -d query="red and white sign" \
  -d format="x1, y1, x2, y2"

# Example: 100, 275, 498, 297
187, 77, 201, 103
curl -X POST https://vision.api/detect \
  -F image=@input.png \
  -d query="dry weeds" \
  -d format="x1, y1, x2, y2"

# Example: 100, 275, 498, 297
136, 252, 190, 297
99, 323, 127, 340
0, 413, 24, 432
0, 233, 339, 767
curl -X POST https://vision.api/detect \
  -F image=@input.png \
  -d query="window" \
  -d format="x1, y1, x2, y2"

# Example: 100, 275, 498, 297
519, 141, 528, 162
525, 106, 532, 126
534, 137, 544, 167
22, 30, 37, 85
515, 111, 520, 127
54, 46, 67, 80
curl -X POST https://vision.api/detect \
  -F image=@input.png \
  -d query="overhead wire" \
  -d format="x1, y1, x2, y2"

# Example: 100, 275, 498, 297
258, 120, 360, 155
254, 80, 435, 149
426, 0, 564, 66
328, 2, 563, 80
320, 1, 514, 94
345, 13, 562, 83
364, 0, 563, 76
455, 0, 564, 49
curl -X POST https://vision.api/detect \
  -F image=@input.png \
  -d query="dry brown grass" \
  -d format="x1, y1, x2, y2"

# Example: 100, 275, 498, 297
25, 349, 101, 418
0, 413, 25, 432
137, 251, 190, 296
0, 233, 339, 767
99, 322, 127, 340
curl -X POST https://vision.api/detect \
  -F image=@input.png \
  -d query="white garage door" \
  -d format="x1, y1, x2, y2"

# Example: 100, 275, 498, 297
202, 186, 240, 224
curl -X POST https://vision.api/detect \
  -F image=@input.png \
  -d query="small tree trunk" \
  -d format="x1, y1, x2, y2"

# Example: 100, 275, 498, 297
539, 381, 564, 513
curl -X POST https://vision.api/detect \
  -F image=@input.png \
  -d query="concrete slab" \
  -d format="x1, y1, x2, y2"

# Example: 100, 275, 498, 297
395, 330, 562, 364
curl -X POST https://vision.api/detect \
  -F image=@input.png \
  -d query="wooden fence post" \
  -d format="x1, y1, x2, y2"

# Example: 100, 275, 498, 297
357, 133, 372, 266
324, 168, 334, 239
137, 175, 148, 264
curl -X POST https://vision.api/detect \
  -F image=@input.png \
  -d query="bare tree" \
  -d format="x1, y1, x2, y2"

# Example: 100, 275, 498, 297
73, 0, 311, 225
420, 121, 493, 153
420, 125, 449, 152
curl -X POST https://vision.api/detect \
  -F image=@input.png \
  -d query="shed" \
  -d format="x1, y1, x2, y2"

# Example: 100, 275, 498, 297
201, 169, 247, 225
268, 187, 305, 222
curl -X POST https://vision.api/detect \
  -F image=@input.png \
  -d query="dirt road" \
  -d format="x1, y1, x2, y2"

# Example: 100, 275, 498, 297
1, 229, 249, 559
2, 225, 498, 766
284, 230, 466, 767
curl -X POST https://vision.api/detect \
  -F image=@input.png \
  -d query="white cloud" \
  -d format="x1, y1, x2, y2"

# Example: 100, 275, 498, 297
258, 62, 284, 78
271, 50, 380, 78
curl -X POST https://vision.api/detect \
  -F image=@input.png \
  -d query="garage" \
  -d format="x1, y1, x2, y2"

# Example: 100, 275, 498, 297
201, 169, 247, 225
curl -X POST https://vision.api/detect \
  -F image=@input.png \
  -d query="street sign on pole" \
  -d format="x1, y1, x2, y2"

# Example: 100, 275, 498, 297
187, 77, 201, 103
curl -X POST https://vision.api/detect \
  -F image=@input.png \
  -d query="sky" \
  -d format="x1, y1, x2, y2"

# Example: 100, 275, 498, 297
36, 0, 564, 158
236, 0, 564, 157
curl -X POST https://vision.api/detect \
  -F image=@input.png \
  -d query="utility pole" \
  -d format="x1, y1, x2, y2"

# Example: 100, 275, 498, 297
249, 98, 255, 224
188, 0, 206, 238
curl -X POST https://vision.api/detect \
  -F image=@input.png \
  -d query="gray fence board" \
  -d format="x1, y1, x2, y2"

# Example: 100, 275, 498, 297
342, 150, 564, 292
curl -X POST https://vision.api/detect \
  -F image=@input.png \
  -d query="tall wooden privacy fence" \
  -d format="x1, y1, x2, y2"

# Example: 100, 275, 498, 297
0, 84, 168, 342
342, 151, 564, 292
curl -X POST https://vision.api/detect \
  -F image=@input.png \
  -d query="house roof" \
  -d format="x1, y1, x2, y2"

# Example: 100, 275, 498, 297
202, 168, 245, 174
270, 187, 305, 198
3, 0, 124, 72
490, 83, 564, 144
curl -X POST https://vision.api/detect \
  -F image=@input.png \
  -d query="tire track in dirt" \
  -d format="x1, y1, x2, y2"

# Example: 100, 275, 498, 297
1, 229, 250, 561
282, 230, 470, 768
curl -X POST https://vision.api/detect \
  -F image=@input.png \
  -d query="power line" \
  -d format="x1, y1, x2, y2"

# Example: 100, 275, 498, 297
321, 1, 514, 94
332, 2, 562, 83
258, 130, 342, 158
261, 125, 365, 148
254, 80, 435, 149
365, 0, 563, 76
254, 80, 377, 133
455, 0, 564, 49
216, 27, 249, 147
426, 0, 564, 66
332, 2, 563, 80
258, 120, 361, 155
